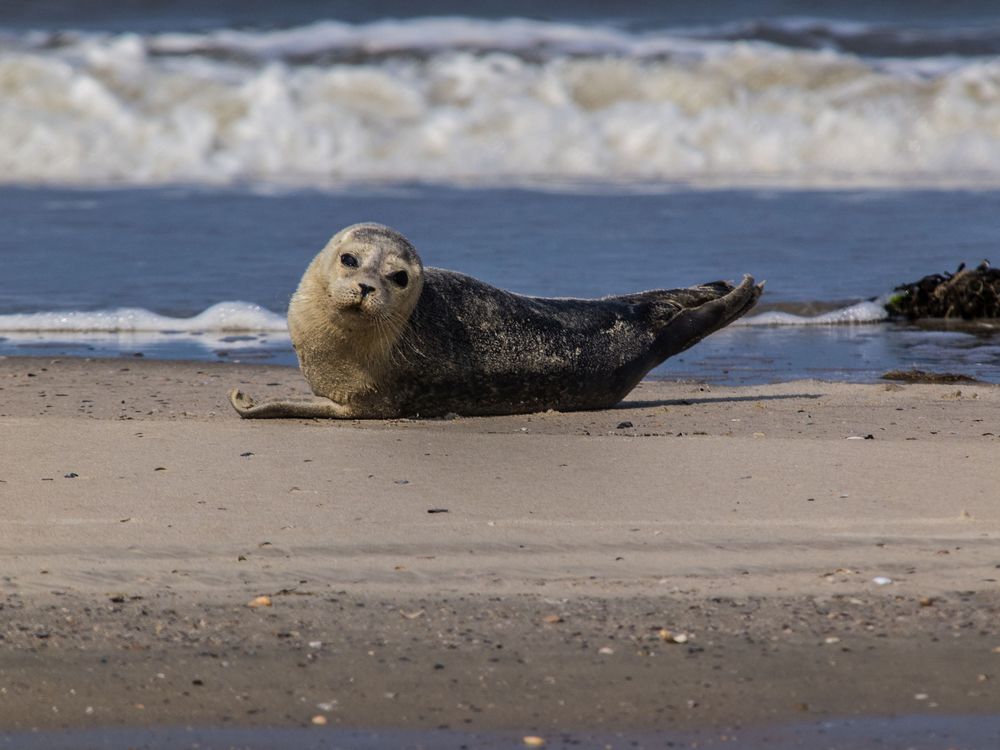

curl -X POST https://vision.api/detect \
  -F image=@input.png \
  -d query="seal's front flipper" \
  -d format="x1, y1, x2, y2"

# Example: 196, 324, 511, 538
228, 388, 353, 419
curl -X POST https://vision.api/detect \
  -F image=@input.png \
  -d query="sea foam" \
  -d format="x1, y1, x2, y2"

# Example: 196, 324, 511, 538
0, 299, 890, 335
738, 301, 890, 326
0, 302, 287, 332
1, 18, 999, 187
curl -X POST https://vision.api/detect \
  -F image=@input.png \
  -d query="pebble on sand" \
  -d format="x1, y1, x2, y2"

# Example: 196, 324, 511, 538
658, 629, 688, 643
247, 595, 272, 608
522, 737, 545, 747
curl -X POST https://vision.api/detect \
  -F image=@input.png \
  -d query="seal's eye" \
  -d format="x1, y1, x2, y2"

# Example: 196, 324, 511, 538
340, 253, 358, 268
389, 270, 409, 288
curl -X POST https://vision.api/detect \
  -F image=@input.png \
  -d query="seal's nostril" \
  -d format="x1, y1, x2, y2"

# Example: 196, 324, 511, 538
358, 283, 375, 298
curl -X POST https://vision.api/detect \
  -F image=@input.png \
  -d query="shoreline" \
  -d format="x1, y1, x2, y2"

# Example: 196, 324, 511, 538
1, 356, 998, 732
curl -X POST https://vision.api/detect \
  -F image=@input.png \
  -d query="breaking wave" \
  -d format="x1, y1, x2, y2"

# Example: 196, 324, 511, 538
1, 17, 999, 186
738, 300, 890, 326
0, 298, 893, 336
0, 302, 287, 332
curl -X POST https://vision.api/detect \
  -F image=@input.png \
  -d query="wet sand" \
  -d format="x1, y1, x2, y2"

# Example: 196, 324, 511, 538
0, 357, 998, 735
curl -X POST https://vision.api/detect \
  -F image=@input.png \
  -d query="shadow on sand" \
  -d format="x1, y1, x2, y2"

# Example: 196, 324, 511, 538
616, 392, 825, 410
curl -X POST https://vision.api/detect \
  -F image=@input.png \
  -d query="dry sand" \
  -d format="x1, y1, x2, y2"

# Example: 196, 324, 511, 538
0, 356, 998, 735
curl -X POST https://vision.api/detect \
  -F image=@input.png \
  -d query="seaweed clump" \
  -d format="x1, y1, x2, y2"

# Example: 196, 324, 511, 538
881, 369, 983, 384
885, 261, 1000, 320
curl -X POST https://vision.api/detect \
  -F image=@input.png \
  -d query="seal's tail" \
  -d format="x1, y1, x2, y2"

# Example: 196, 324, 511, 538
644, 275, 763, 360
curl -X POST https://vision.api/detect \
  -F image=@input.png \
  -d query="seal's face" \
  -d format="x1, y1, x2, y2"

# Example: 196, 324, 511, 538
321, 224, 424, 327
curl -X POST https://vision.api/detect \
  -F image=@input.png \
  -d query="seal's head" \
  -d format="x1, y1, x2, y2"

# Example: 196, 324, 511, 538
312, 223, 424, 326
288, 222, 425, 382
288, 223, 424, 393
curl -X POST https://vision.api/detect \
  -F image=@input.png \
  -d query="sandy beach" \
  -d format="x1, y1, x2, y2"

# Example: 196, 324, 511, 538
1, 356, 998, 738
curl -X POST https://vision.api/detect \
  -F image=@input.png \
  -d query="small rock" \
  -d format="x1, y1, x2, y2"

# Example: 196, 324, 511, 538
658, 629, 689, 644
542, 614, 563, 624
616, 421, 633, 429
64, 472, 79, 479
872, 576, 893, 586
247, 595, 272, 608
598, 646, 614, 655
311, 714, 328, 726
522, 736, 545, 747
427, 508, 449, 514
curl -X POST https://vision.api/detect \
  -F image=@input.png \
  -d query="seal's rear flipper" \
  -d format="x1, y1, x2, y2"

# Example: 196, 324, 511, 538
654, 275, 763, 360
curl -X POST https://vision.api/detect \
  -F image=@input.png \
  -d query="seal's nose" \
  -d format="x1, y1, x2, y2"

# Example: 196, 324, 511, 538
358, 283, 375, 298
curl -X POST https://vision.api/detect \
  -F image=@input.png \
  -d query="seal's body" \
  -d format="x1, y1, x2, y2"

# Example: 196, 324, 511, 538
229, 223, 761, 419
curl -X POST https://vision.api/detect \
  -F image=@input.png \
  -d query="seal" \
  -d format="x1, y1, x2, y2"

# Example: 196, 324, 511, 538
229, 223, 762, 418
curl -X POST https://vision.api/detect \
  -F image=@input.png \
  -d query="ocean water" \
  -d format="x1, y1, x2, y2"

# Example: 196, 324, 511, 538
3, 715, 1000, 749
1, 1, 999, 383
2, 185, 1000, 383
